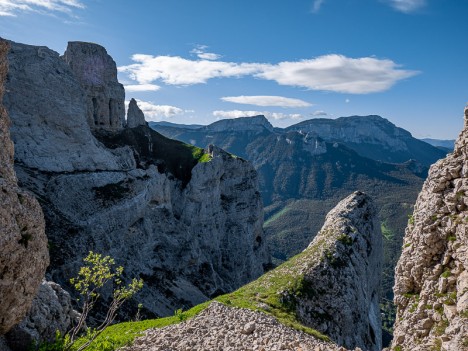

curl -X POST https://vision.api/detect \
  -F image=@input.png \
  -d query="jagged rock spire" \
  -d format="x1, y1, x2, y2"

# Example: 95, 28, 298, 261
126, 98, 146, 128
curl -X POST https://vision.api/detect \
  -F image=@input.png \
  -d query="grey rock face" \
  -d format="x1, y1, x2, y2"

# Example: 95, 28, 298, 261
62, 41, 125, 131
5, 38, 269, 320
392, 105, 468, 351
0, 39, 49, 335
5, 41, 135, 172
20, 143, 269, 318
294, 191, 382, 351
126, 98, 146, 128
6, 280, 80, 351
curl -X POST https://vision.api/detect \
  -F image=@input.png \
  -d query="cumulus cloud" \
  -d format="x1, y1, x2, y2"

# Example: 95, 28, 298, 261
221, 95, 312, 108
119, 52, 418, 94
213, 110, 304, 121
0, 0, 84, 16
387, 0, 426, 13
190, 45, 222, 61
257, 55, 418, 94
125, 99, 185, 121
124, 84, 160, 92
119, 54, 263, 85
311, 0, 325, 13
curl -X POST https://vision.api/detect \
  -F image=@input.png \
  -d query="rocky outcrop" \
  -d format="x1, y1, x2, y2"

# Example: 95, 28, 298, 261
292, 191, 382, 350
62, 41, 125, 131
5, 40, 269, 319
0, 39, 49, 334
125, 192, 381, 351
126, 98, 146, 128
6, 280, 80, 351
4, 41, 134, 172
392, 105, 468, 351
125, 302, 352, 351
206, 115, 274, 133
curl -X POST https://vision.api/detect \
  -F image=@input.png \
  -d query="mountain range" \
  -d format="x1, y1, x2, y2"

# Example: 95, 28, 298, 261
150, 115, 444, 308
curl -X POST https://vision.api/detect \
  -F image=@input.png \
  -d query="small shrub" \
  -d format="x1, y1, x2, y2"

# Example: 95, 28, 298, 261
64, 251, 143, 351
174, 309, 187, 322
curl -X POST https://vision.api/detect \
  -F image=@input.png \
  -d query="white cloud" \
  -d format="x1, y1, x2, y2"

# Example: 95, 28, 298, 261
125, 99, 185, 121
213, 110, 304, 121
312, 110, 328, 116
257, 55, 418, 94
311, 0, 325, 13
0, 0, 84, 16
221, 95, 312, 108
119, 54, 263, 85
124, 84, 160, 92
190, 45, 222, 61
119, 52, 418, 94
387, 0, 426, 13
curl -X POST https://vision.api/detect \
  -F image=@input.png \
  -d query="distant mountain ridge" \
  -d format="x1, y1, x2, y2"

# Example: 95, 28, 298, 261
421, 137, 455, 150
286, 115, 446, 166
152, 114, 446, 167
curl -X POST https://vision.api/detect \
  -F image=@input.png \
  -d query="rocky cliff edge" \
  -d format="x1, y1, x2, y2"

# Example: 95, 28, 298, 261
392, 105, 468, 351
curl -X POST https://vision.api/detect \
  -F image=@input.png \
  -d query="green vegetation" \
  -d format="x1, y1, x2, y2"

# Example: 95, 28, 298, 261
189, 145, 212, 163
39, 252, 143, 351
213, 237, 331, 342
441, 268, 451, 278
381, 221, 394, 240
264, 206, 292, 227
408, 214, 415, 225
70, 303, 209, 351
447, 235, 456, 242
337, 233, 353, 246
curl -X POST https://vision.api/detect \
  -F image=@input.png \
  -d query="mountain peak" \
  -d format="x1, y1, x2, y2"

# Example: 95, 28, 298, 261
206, 115, 274, 133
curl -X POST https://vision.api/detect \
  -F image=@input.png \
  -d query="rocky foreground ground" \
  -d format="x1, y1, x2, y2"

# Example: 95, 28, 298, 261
123, 302, 361, 351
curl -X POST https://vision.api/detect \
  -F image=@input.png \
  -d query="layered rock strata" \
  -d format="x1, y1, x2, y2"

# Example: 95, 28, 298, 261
5, 40, 269, 318
126, 98, 146, 128
62, 41, 125, 130
0, 39, 49, 334
392, 106, 468, 351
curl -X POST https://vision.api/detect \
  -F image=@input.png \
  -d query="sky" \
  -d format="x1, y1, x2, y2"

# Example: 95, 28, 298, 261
0, 0, 467, 139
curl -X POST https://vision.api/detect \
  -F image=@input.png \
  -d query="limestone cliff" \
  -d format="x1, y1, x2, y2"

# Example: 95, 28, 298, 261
5, 40, 269, 319
197, 191, 383, 351
62, 41, 126, 131
392, 106, 468, 350
4, 41, 134, 172
0, 40, 49, 334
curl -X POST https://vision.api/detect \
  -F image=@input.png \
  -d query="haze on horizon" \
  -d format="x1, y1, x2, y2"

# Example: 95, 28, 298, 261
1, 0, 466, 139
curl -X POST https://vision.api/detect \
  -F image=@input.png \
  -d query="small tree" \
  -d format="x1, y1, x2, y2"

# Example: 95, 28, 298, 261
64, 251, 143, 351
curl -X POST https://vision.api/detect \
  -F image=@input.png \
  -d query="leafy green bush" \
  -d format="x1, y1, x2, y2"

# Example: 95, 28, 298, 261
38, 252, 144, 351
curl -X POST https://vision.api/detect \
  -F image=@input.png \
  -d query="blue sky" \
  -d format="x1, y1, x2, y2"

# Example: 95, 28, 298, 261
1, 0, 467, 139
